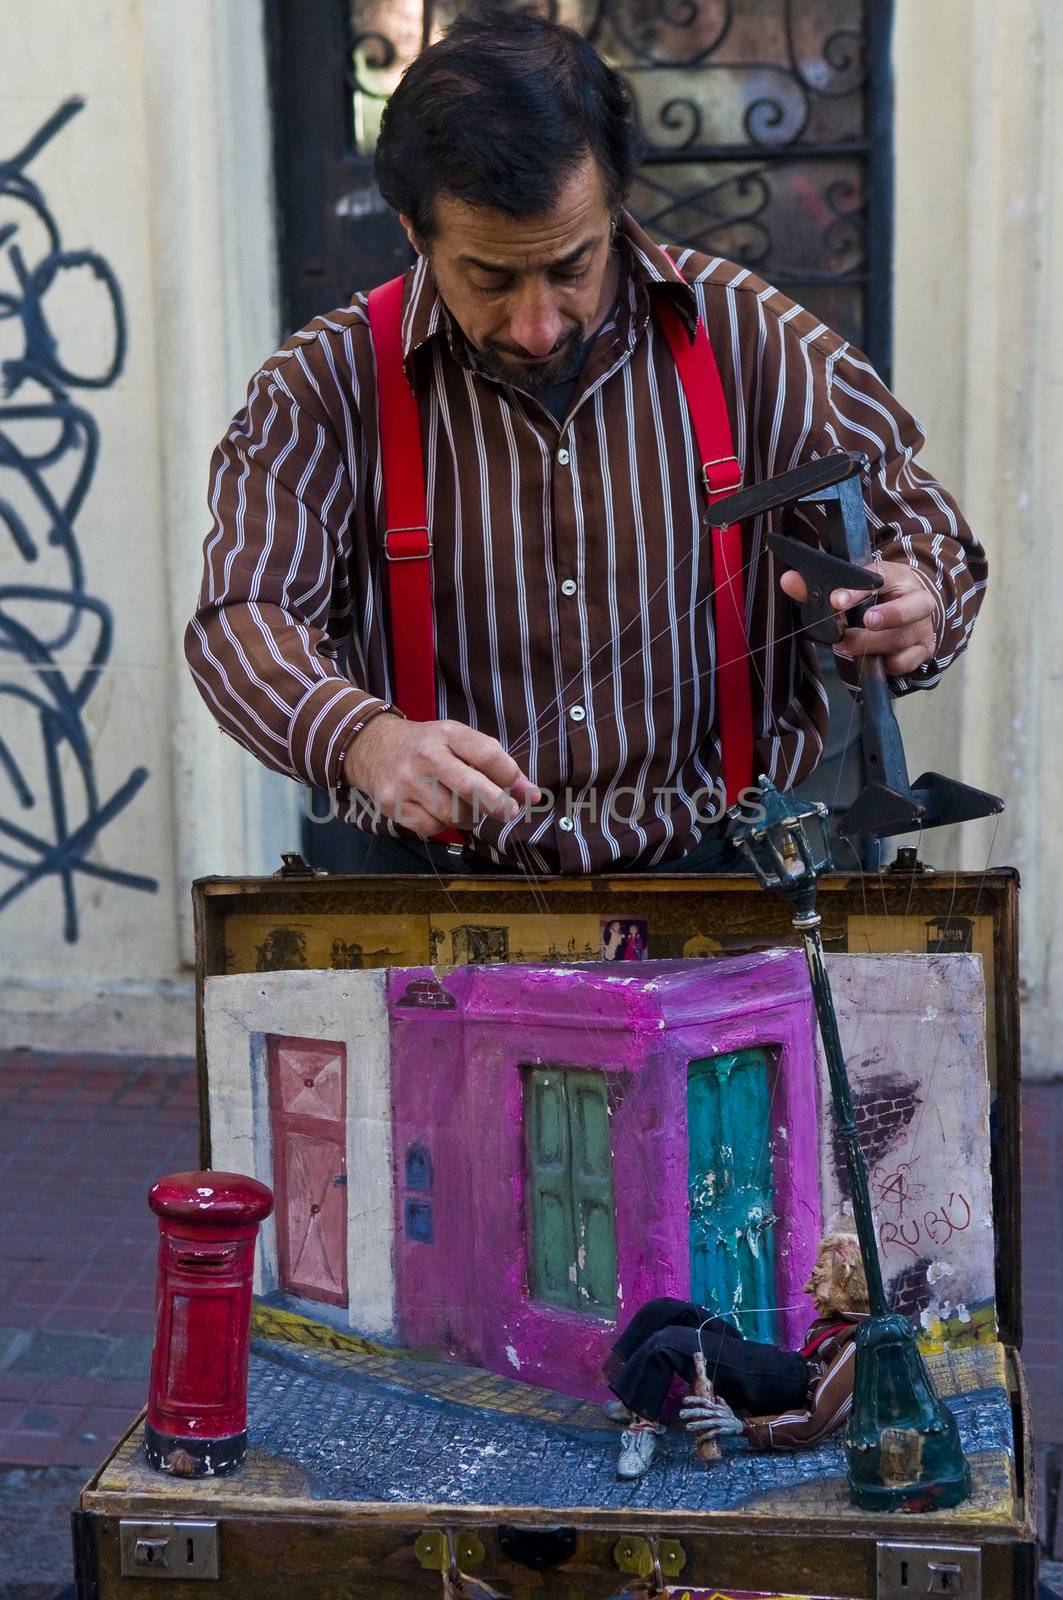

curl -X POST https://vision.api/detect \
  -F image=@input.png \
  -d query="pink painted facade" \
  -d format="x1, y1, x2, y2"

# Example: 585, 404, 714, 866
388, 951, 822, 1401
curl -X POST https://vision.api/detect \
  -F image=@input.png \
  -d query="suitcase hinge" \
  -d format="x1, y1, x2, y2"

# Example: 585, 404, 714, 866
415, 1529, 485, 1576
612, 1533, 686, 1585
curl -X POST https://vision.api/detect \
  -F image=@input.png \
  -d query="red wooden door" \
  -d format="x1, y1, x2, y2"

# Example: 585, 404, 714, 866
267, 1036, 348, 1306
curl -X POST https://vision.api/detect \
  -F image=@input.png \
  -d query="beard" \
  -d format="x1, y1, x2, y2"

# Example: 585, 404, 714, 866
473, 323, 587, 395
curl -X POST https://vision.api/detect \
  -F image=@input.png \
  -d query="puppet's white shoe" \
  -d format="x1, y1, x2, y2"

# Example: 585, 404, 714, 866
617, 1426, 660, 1479
603, 1399, 633, 1424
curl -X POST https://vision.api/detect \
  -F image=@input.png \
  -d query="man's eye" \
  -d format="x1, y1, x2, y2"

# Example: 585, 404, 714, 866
475, 280, 510, 296
552, 268, 589, 284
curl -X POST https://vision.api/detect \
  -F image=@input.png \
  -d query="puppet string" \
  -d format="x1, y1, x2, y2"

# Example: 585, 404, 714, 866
506, 552, 833, 766
506, 490, 838, 761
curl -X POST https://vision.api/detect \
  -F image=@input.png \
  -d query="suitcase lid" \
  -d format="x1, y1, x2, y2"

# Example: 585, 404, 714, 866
192, 862, 1022, 1347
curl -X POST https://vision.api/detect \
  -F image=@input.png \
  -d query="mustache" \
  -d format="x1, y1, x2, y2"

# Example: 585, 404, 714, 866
482, 326, 583, 361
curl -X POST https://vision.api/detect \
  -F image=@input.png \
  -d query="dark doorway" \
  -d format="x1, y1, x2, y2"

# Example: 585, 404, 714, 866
266, 0, 894, 869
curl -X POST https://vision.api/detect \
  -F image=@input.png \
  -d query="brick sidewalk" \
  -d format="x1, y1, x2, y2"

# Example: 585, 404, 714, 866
0, 1051, 196, 1469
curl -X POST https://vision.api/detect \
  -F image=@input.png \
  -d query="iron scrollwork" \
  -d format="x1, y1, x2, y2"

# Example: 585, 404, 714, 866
345, 0, 877, 343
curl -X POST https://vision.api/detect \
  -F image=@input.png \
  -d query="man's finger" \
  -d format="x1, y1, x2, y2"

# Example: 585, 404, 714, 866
859, 590, 935, 631
828, 586, 876, 611
780, 571, 876, 611
391, 796, 451, 837
841, 620, 933, 660
434, 755, 521, 823
884, 644, 932, 675
401, 776, 466, 831
443, 722, 541, 803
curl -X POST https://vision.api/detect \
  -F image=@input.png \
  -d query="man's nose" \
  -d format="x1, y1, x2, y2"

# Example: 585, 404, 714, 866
506, 284, 564, 358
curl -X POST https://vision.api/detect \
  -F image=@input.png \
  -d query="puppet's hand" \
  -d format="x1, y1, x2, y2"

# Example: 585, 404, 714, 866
680, 1394, 743, 1439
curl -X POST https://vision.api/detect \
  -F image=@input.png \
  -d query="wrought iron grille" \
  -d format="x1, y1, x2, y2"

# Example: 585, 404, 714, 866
329, 0, 891, 365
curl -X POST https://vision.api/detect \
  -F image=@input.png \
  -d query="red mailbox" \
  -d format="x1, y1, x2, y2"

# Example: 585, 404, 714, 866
145, 1170, 273, 1476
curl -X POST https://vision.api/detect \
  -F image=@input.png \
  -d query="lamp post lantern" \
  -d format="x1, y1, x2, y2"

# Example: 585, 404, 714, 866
729, 778, 971, 1512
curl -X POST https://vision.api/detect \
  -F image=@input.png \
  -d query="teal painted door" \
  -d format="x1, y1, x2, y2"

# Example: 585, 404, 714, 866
687, 1050, 777, 1342
526, 1067, 617, 1316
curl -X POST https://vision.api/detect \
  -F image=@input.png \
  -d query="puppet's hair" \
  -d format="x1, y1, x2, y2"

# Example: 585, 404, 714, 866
817, 1231, 870, 1313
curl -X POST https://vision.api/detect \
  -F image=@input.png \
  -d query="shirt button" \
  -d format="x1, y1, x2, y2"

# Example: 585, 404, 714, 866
560, 578, 577, 597
568, 704, 586, 723
556, 448, 570, 466
558, 817, 574, 833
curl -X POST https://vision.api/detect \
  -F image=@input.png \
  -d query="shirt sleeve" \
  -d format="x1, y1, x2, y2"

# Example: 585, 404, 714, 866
184, 371, 391, 791
815, 344, 988, 696
742, 1339, 857, 1452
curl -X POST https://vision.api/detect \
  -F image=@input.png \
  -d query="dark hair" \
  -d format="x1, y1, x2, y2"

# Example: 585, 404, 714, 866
374, 5, 640, 239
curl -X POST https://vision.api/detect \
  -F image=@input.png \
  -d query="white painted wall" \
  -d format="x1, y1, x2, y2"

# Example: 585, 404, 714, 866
893, 0, 1062, 1075
204, 968, 396, 1337
0, 2, 297, 1055
2, 3, 1059, 1080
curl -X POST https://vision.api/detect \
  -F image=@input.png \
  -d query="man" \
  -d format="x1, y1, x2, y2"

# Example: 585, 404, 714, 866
605, 1232, 869, 1480
186, 8, 985, 876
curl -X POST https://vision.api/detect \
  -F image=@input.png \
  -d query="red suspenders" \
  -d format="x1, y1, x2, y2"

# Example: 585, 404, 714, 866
653, 297, 755, 809
367, 276, 464, 844
366, 274, 754, 820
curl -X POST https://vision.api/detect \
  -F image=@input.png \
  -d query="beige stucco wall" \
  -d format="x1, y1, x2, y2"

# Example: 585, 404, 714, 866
0, 1, 297, 1054
893, 0, 1061, 1076
1, 3, 1058, 1075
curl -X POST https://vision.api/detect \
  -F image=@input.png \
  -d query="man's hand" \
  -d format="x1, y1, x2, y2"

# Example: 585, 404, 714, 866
342, 714, 541, 837
679, 1393, 744, 1440
779, 561, 938, 675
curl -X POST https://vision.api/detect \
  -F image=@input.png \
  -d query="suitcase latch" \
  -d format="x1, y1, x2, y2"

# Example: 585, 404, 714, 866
877, 1541, 981, 1598
119, 1519, 219, 1579
497, 1523, 576, 1569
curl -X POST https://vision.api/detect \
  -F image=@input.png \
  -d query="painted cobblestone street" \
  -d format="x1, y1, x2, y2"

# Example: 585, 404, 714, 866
1, 1052, 1062, 1593
109, 1336, 1006, 1513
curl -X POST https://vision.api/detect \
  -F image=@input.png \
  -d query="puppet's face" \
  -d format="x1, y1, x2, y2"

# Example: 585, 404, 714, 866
802, 1237, 868, 1317
404, 153, 619, 395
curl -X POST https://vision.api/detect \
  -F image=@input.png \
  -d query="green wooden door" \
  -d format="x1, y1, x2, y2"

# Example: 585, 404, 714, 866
526, 1067, 617, 1316
687, 1050, 777, 1343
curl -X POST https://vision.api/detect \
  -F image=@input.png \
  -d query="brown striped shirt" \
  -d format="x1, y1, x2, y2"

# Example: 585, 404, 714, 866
185, 214, 986, 873
742, 1316, 862, 1452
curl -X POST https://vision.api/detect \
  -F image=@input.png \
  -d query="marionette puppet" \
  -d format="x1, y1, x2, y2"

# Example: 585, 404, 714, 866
604, 1232, 868, 1480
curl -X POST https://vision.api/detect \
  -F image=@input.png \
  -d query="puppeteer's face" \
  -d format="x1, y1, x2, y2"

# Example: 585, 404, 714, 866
402, 154, 620, 394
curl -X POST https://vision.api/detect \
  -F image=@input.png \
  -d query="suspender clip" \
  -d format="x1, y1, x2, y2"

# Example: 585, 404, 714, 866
702, 454, 742, 498
385, 525, 432, 561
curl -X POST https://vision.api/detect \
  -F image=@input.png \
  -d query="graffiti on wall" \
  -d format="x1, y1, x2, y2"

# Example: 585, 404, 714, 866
0, 98, 157, 942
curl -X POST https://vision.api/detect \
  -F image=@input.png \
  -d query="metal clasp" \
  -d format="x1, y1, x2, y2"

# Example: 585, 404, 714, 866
385, 525, 432, 560
701, 454, 742, 497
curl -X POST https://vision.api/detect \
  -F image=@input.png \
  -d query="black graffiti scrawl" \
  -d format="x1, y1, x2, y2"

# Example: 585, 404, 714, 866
0, 98, 157, 942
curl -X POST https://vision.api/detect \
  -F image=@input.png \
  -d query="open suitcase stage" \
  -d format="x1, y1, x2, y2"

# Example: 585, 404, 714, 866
74, 866, 1036, 1599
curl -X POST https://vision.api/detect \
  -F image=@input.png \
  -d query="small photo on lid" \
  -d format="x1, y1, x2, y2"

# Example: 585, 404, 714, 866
600, 917, 648, 962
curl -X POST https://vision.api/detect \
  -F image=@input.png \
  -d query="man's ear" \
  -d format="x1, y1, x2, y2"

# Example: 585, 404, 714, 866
398, 214, 423, 256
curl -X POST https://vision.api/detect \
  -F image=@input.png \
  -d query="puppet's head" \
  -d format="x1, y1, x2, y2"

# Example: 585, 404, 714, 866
803, 1232, 869, 1317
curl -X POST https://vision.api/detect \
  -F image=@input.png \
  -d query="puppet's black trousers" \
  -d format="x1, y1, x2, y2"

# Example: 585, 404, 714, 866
608, 1298, 810, 1424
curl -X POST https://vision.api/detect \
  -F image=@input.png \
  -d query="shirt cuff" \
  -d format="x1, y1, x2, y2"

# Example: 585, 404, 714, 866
288, 679, 399, 790
742, 1418, 772, 1451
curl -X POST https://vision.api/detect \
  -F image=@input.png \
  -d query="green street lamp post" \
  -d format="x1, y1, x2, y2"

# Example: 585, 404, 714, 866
729, 778, 971, 1512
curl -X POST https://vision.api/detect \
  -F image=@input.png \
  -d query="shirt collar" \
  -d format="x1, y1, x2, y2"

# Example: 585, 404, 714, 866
397, 207, 700, 372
